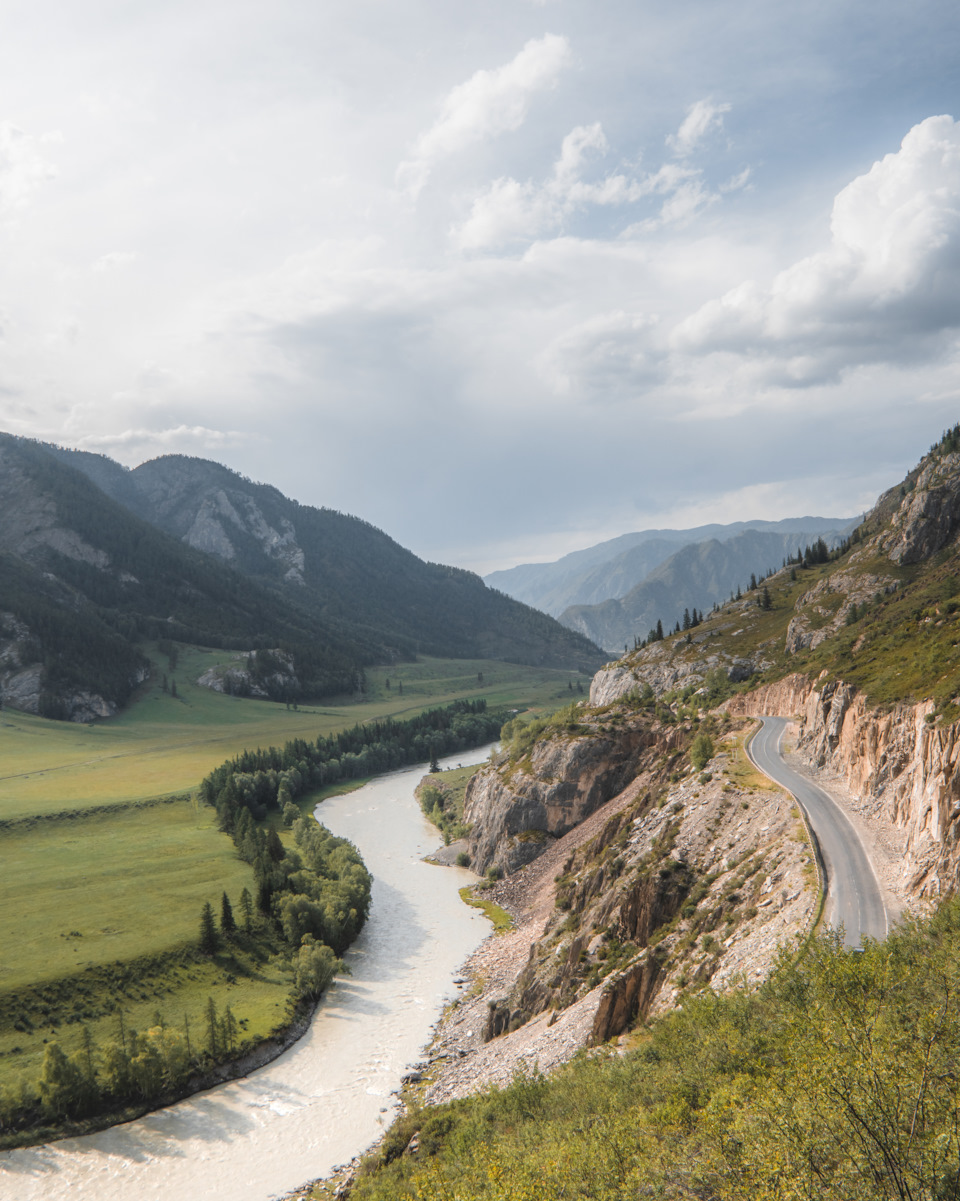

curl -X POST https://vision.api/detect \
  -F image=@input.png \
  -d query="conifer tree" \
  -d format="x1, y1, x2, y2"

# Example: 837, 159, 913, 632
205, 996, 219, 1057
199, 901, 219, 955
239, 886, 254, 933
220, 891, 236, 937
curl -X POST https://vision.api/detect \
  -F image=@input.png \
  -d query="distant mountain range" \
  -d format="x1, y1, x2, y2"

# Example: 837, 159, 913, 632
0, 436, 602, 720
485, 517, 857, 652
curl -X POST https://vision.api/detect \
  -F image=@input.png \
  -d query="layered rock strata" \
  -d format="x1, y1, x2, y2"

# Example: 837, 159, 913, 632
464, 720, 685, 877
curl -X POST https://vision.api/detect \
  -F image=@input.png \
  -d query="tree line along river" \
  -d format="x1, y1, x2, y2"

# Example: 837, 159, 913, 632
0, 745, 494, 1201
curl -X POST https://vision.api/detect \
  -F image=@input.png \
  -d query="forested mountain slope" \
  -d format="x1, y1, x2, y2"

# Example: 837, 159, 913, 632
0, 436, 601, 719
485, 515, 854, 616
54, 447, 603, 670
562, 526, 853, 651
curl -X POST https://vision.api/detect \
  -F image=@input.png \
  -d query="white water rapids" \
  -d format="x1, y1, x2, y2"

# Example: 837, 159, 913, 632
0, 746, 493, 1200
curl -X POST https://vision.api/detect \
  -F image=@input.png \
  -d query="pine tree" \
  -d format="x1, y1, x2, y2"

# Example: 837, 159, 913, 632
221, 1005, 238, 1053
220, 891, 236, 936
266, 828, 285, 862
199, 901, 219, 955
239, 886, 254, 933
205, 996, 219, 1057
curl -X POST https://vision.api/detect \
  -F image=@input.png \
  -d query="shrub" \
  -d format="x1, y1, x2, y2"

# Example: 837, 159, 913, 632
690, 732, 714, 772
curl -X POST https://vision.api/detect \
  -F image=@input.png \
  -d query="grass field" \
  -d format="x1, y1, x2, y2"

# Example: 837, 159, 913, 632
0, 648, 580, 1127
0, 650, 581, 821
0, 801, 252, 992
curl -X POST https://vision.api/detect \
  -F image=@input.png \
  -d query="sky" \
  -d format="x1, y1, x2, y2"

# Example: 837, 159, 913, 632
1, 1, 959, 574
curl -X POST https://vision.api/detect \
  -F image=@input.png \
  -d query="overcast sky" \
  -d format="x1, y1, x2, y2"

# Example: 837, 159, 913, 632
2, 1, 959, 573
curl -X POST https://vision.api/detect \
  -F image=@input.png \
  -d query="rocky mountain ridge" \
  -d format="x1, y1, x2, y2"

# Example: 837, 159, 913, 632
443, 427, 960, 1065
561, 526, 856, 652
52, 445, 604, 673
0, 435, 602, 719
485, 516, 855, 617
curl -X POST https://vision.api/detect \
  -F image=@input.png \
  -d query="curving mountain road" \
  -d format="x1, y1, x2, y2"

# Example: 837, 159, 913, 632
748, 716, 888, 948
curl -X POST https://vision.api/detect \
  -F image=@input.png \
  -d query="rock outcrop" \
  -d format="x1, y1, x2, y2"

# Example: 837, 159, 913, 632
196, 650, 300, 700
589, 632, 767, 706
466, 725, 817, 1049
882, 451, 960, 565
722, 672, 814, 719
784, 570, 898, 655
792, 681, 960, 898
0, 610, 136, 721
465, 720, 683, 877
725, 667, 960, 901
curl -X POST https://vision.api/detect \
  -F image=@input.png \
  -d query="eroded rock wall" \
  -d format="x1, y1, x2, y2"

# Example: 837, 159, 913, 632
726, 669, 960, 899
794, 682, 960, 897
465, 723, 680, 877
722, 672, 814, 719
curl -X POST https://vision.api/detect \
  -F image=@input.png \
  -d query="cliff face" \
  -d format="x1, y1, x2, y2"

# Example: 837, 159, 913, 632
881, 451, 960, 565
465, 721, 683, 877
795, 682, 960, 898
477, 725, 816, 1047
727, 670, 960, 900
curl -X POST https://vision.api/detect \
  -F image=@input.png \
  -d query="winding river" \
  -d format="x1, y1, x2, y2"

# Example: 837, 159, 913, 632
0, 746, 493, 1201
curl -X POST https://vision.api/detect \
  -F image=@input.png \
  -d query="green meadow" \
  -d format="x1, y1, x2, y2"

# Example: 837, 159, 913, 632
0, 648, 580, 1138
0, 649, 579, 821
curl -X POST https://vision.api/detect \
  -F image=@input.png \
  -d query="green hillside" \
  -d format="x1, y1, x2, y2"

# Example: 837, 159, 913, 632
0, 435, 602, 721
55, 445, 606, 673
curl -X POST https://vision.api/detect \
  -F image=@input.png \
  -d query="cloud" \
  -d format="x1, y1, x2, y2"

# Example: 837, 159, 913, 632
539, 309, 663, 396
667, 99, 731, 157
0, 123, 57, 216
454, 114, 742, 250
78, 425, 250, 455
93, 251, 137, 273
673, 114, 960, 385
396, 33, 572, 196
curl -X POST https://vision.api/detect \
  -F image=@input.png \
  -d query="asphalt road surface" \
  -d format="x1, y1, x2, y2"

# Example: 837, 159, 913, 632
748, 716, 888, 947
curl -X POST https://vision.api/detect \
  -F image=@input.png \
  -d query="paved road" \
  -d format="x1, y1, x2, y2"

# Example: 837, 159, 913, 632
748, 716, 888, 947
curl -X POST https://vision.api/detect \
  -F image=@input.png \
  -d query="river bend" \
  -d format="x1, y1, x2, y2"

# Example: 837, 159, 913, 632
0, 746, 492, 1201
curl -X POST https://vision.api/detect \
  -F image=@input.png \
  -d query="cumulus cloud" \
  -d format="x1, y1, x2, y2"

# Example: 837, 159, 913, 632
667, 99, 731, 157
396, 33, 571, 196
538, 309, 662, 396
454, 124, 725, 249
673, 114, 960, 384
0, 123, 57, 216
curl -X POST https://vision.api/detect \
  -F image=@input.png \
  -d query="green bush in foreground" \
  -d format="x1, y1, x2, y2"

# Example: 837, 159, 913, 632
351, 897, 960, 1200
